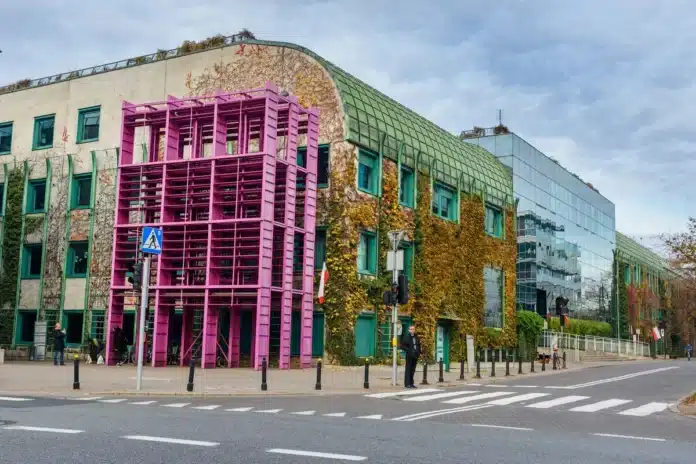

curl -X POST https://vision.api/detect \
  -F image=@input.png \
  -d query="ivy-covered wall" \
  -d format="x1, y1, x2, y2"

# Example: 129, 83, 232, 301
0, 167, 25, 344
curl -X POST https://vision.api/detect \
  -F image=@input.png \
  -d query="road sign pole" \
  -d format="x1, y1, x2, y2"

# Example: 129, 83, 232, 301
135, 255, 151, 391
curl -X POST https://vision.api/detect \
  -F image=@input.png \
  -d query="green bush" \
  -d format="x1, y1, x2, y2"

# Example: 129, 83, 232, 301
548, 317, 612, 337
517, 310, 544, 360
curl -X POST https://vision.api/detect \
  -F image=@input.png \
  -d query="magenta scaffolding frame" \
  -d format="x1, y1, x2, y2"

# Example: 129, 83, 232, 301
105, 83, 319, 369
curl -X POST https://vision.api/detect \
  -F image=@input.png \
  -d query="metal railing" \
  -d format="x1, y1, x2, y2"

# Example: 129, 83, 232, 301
538, 330, 651, 359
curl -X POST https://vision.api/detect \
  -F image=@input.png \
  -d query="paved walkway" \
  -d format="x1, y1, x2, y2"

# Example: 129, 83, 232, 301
0, 358, 637, 397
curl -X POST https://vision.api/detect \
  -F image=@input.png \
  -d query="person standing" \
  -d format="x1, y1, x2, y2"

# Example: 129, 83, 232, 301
53, 323, 66, 366
401, 325, 421, 388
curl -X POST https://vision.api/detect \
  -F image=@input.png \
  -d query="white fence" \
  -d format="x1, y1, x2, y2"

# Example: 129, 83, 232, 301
539, 330, 651, 360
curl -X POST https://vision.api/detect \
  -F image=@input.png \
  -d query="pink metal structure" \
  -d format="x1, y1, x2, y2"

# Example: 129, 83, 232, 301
106, 83, 319, 369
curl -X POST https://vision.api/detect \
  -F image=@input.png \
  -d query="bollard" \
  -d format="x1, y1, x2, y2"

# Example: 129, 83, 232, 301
421, 361, 429, 385
542, 355, 546, 371
518, 354, 523, 375
553, 353, 557, 370
438, 358, 444, 383
72, 355, 80, 390
475, 351, 481, 379
505, 353, 510, 376
261, 357, 268, 391
490, 353, 496, 377
459, 359, 465, 381
315, 359, 322, 390
186, 358, 195, 392
563, 351, 567, 369
531, 356, 535, 373
363, 358, 370, 389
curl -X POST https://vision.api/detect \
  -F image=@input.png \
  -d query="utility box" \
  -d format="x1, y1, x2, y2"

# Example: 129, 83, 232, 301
33, 320, 47, 361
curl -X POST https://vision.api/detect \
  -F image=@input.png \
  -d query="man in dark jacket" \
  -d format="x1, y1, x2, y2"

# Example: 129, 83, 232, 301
400, 325, 421, 388
53, 323, 66, 366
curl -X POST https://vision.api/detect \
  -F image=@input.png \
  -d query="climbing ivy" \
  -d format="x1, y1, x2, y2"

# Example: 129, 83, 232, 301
0, 167, 25, 344
617, 264, 629, 338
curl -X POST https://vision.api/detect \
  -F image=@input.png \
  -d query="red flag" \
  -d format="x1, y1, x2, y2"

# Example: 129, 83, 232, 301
317, 261, 329, 304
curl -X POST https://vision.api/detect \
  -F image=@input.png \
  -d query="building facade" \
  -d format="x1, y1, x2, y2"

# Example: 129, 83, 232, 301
463, 128, 616, 321
0, 35, 517, 366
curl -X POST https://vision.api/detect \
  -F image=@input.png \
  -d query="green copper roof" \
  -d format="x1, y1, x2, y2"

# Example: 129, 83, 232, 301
616, 232, 669, 273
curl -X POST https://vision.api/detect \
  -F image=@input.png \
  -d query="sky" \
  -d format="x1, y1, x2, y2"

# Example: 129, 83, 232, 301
1, 0, 694, 245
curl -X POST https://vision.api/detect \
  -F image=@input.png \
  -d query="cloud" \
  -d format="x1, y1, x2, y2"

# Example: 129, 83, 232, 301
1, 0, 693, 236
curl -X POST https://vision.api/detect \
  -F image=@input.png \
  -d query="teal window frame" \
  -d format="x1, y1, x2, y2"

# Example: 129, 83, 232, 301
22, 244, 43, 279
297, 146, 307, 168
66, 241, 89, 278
399, 166, 414, 208
27, 179, 47, 213
484, 266, 504, 329
0, 121, 12, 155
484, 205, 503, 238
357, 149, 379, 196
432, 182, 457, 221
297, 144, 330, 188
71, 173, 93, 210
0, 183, 4, 215
314, 227, 327, 270
76, 106, 101, 143
399, 242, 413, 280
32, 114, 55, 150
357, 231, 377, 275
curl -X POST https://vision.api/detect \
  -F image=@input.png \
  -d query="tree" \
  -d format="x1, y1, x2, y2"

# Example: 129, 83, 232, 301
662, 218, 696, 347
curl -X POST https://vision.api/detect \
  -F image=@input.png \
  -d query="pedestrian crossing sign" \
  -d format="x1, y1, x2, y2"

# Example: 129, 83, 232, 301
141, 227, 163, 255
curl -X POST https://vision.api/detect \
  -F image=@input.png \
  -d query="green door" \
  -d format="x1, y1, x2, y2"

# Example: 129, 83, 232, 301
312, 312, 325, 357
354, 314, 376, 358
435, 322, 451, 371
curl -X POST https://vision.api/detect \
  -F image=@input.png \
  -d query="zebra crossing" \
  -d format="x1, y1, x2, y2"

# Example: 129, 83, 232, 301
364, 388, 671, 417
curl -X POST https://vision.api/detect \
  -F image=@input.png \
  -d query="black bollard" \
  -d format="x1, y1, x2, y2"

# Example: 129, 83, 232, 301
421, 361, 429, 385
261, 357, 268, 391
542, 355, 546, 372
72, 355, 80, 390
490, 353, 496, 377
518, 352, 523, 375
363, 358, 370, 389
315, 359, 322, 390
531, 356, 535, 373
186, 358, 195, 392
438, 358, 444, 383
475, 351, 481, 379
553, 353, 557, 370
505, 352, 510, 376
563, 351, 567, 369
459, 359, 465, 381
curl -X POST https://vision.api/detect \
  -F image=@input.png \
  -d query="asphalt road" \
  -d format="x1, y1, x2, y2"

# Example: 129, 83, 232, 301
1, 359, 694, 463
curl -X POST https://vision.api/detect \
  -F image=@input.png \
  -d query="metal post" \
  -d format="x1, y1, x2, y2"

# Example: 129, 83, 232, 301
315, 359, 322, 390
563, 351, 567, 369
542, 355, 546, 371
531, 355, 535, 373
135, 255, 151, 391
186, 358, 195, 392
261, 357, 268, 391
438, 358, 444, 383
363, 359, 370, 389
475, 350, 481, 379
505, 352, 510, 376
421, 361, 429, 385
518, 352, 523, 375
459, 359, 465, 380
72, 355, 80, 390
490, 351, 496, 377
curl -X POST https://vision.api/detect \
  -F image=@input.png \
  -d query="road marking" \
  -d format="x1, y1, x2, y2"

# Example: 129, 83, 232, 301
618, 402, 670, 417
3, 426, 83, 434
130, 401, 157, 405
486, 393, 550, 405
226, 407, 253, 412
393, 404, 494, 422
0, 397, 33, 402
467, 383, 482, 386
290, 410, 316, 416
192, 405, 220, 410
592, 433, 666, 442
71, 397, 102, 401
99, 399, 127, 403
267, 449, 367, 461
443, 391, 515, 404
511, 385, 539, 388
526, 396, 590, 409
162, 403, 191, 408
403, 390, 479, 402
323, 412, 346, 417
123, 435, 219, 447
256, 409, 282, 414
365, 388, 441, 398
556, 366, 679, 389
570, 399, 632, 412
485, 384, 509, 388
468, 424, 534, 431
356, 414, 382, 420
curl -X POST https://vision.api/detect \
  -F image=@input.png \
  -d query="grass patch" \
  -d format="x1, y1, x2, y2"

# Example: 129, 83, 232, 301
684, 392, 696, 405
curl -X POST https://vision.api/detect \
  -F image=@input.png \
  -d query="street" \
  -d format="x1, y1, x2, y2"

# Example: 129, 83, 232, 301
1, 359, 695, 463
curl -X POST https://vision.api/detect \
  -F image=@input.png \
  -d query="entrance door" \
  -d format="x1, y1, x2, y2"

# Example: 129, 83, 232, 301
435, 323, 450, 371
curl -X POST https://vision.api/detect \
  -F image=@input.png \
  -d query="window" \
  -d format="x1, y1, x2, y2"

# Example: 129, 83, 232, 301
399, 166, 414, 208
399, 242, 413, 280
432, 183, 456, 221
0, 122, 12, 154
22, 244, 43, 279
624, 264, 630, 285
77, 106, 101, 143
67, 242, 89, 277
315, 228, 327, 270
484, 267, 503, 328
27, 179, 46, 213
485, 205, 503, 237
357, 149, 378, 195
297, 146, 307, 168
71, 174, 92, 209
357, 231, 377, 274
297, 145, 330, 188
32, 114, 55, 150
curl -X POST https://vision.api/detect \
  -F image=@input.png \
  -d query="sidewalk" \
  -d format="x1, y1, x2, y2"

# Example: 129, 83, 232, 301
0, 358, 638, 398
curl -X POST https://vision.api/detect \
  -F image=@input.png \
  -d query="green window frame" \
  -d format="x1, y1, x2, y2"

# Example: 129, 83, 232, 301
32, 114, 55, 150
22, 244, 43, 279
27, 179, 47, 213
71, 173, 93, 209
399, 242, 413, 280
357, 231, 377, 275
315, 227, 327, 270
0, 183, 4, 215
297, 144, 330, 188
399, 166, 414, 208
66, 241, 89, 278
357, 149, 379, 196
432, 182, 456, 221
76, 106, 101, 143
0, 121, 12, 155
624, 264, 630, 285
484, 266, 504, 328
484, 205, 503, 238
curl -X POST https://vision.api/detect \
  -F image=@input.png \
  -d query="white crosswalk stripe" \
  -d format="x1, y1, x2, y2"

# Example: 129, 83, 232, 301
192, 405, 221, 410
162, 403, 191, 408
569, 399, 633, 412
99, 399, 127, 404
290, 410, 316, 416
526, 396, 590, 409
402, 390, 480, 402
130, 401, 157, 405
256, 409, 282, 414
0, 397, 33, 402
618, 402, 670, 417
486, 393, 550, 405
365, 388, 442, 399
444, 391, 515, 404
226, 407, 253, 412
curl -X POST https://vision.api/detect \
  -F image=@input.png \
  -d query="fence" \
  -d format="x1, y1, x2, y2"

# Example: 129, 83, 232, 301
539, 330, 651, 360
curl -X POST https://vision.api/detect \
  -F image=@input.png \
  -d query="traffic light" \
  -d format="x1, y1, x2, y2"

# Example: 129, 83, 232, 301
397, 274, 409, 305
128, 262, 142, 292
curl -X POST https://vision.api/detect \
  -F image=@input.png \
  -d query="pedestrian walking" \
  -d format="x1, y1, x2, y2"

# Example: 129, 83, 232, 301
400, 325, 421, 388
53, 323, 66, 366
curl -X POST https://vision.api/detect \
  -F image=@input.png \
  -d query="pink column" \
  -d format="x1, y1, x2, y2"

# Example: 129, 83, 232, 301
151, 291, 168, 366
228, 307, 241, 367
201, 297, 218, 369
180, 310, 194, 366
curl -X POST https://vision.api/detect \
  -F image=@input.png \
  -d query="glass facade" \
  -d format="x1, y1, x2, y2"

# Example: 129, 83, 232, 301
466, 134, 616, 321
